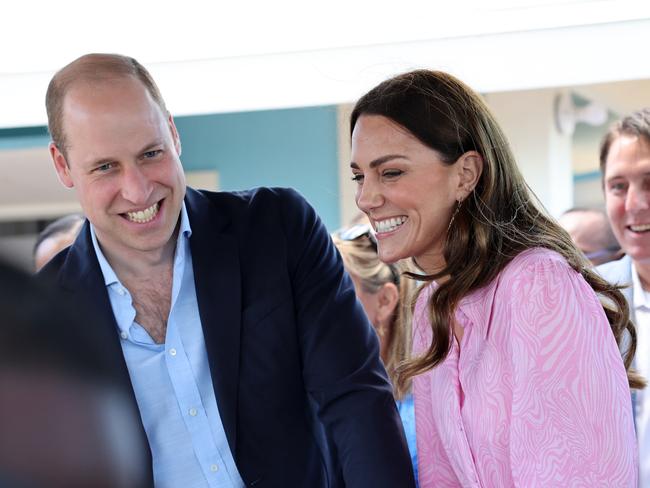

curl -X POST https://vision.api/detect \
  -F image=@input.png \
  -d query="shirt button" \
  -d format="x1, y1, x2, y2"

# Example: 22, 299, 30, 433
120, 332, 128, 340
210, 464, 219, 472
117, 288, 126, 296
189, 408, 198, 417
169, 348, 177, 356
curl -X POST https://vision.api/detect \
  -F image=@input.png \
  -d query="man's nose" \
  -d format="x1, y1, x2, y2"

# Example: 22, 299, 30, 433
625, 184, 650, 213
121, 165, 153, 205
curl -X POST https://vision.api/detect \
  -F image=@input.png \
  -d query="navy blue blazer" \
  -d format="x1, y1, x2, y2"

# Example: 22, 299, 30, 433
39, 187, 415, 488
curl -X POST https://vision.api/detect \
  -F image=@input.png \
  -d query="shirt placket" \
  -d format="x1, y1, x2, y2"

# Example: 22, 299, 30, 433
450, 337, 482, 488
164, 319, 232, 487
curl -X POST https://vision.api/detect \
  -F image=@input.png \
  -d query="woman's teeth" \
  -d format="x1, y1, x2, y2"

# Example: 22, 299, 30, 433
375, 216, 407, 233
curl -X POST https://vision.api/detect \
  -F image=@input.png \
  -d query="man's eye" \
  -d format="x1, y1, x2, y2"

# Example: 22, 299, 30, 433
96, 162, 114, 172
143, 150, 162, 159
609, 182, 626, 193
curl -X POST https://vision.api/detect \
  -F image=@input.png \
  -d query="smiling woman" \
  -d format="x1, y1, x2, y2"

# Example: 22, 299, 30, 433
350, 69, 642, 487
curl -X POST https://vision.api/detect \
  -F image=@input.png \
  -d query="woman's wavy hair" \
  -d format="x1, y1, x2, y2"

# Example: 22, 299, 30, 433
350, 69, 644, 392
332, 232, 418, 399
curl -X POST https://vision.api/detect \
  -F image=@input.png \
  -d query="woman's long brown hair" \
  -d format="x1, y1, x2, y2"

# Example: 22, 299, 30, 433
351, 70, 644, 394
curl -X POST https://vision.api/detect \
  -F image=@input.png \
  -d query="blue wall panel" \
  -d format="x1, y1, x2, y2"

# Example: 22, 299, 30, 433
0, 127, 50, 150
175, 106, 340, 230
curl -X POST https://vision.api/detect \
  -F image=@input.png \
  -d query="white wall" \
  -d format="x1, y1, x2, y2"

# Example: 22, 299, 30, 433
485, 89, 573, 217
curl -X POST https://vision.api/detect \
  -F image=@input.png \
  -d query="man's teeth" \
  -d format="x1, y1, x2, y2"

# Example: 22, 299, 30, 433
126, 203, 159, 224
630, 224, 650, 232
375, 216, 407, 233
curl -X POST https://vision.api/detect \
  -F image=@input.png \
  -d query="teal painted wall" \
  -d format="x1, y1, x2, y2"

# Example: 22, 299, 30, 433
0, 106, 342, 229
175, 106, 340, 230
0, 127, 50, 150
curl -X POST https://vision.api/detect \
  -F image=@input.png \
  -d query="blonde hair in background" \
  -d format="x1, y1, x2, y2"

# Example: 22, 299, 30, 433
333, 233, 418, 399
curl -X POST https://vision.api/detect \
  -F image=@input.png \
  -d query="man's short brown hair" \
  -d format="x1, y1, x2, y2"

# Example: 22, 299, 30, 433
45, 53, 168, 158
599, 107, 650, 174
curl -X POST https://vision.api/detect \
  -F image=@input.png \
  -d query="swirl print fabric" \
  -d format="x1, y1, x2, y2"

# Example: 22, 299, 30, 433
412, 248, 637, 487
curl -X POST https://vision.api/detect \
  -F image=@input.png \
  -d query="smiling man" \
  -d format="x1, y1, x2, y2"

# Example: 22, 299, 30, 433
38, 53, 414, 488
597, 107, 650, 488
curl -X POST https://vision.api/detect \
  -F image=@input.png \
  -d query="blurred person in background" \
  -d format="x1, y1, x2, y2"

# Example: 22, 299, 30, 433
0, 259, 146, 488
333, 223, 419, 484
598, 107, 650, 487
33, 213, 84, 271
558, 207, 622, 265
38, 53, 414, 487
350, 69, 640, 487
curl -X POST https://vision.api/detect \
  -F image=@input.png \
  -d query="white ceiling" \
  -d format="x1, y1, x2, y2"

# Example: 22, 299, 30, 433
1, 0, 650, 128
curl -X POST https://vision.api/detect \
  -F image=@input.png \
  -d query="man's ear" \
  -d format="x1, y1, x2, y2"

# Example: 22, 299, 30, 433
49, 142, 74, 189
456, 150, 483, 200
168, 114, 182, 157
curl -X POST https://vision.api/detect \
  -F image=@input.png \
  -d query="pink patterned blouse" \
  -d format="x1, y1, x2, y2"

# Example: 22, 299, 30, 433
413, 248, 637, 487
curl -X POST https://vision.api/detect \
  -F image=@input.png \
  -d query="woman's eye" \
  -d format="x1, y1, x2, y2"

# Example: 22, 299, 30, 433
351, 174, 364, 183
382, 170, 403, 178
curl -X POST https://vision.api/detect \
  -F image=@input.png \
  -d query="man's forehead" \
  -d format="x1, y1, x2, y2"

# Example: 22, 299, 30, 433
65, 75, 144, 103
603, 135, 650, 178
608, 134, 650, 161
62, 78, 164, 129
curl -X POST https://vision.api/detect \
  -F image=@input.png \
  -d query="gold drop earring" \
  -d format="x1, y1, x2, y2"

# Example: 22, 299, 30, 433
447, 199, 462, 232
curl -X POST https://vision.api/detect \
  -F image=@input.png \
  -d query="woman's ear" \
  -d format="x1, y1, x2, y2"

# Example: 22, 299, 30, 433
456, 150, 483, 200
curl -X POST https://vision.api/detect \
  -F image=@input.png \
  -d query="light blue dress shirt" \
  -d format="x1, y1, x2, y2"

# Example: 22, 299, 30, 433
397, 393, 418, 487
91, 204, 245, 488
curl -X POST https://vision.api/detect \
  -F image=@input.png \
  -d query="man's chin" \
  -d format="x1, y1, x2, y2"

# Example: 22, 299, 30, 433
628, 250, 650, 266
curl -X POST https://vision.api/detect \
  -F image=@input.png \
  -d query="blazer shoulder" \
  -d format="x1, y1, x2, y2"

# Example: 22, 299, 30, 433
190, 186, 313, 225
36, 244, 72, 286
193, 185, 306, 207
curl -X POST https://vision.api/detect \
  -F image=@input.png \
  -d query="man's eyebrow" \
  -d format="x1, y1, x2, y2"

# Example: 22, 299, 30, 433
350, 154, 408, 169
139, 140, 164, 154
606, 172, 650, 182
82, 141, 165, 169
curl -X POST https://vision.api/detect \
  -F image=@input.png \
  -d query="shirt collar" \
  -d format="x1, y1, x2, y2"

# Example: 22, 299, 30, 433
632, 263, 650, 309
90, 202, 192, 288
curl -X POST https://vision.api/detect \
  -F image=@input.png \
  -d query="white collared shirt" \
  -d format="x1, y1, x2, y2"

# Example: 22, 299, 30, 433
632, 264, 650, 487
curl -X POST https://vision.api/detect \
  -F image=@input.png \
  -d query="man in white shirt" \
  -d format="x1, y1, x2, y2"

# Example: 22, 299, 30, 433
597, 107, 650, 486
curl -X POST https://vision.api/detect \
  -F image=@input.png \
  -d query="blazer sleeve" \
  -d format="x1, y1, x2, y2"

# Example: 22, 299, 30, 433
278, 188, 416, 487
503, 255, 637, 487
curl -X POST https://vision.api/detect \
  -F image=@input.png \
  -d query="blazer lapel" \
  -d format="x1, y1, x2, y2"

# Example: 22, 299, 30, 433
58, 223, 154, 487
185, 188, 242, 456
59, 223, 135, 383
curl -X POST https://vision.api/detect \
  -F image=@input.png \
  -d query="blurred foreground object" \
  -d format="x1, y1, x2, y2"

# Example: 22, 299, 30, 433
0, 260, 146, 488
